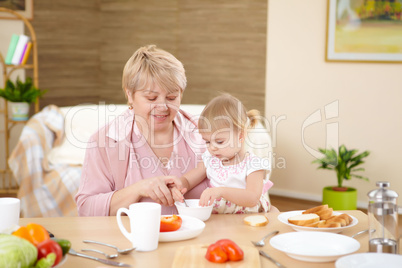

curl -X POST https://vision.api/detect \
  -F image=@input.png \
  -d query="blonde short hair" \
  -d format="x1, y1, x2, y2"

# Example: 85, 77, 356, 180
122, 45, 186, 97
198, 93, 261, 133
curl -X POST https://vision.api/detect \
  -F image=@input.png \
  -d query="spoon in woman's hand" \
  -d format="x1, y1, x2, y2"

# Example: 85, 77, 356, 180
182, 197, 189, 207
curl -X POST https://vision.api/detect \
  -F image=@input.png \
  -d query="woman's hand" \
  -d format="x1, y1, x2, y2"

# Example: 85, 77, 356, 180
170, 186, 187, 203
141, 176, 183, 206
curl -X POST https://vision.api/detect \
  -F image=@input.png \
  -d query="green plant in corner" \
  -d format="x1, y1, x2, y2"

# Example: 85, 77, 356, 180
312, 144, 370, 190
0, 77, 46, 103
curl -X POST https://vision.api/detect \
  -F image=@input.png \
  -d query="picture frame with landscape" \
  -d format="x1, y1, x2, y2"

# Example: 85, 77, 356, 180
326, 0, 402, 63
0, 0, 33, 20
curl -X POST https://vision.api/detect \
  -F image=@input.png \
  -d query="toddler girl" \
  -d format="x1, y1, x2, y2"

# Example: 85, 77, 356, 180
174, 93, 273, 213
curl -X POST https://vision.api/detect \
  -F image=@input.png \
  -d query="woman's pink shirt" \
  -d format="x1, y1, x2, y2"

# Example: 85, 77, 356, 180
75, 109, 208, 216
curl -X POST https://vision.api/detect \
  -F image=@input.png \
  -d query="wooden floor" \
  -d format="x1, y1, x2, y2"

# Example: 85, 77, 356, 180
270, 194, 402, 237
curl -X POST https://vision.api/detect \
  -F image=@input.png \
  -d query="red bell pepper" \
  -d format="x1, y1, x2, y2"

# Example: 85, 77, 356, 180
205, 239, 244, 263
12, 222, 50, 246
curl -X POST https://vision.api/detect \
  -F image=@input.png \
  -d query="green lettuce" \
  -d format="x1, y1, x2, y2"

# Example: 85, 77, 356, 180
0, 234, 38, 268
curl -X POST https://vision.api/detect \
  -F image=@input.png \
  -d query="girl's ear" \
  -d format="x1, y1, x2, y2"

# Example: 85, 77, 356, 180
239, 130, 245, 143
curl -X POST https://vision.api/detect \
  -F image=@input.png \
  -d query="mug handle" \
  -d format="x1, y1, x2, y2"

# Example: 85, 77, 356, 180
116, 207, 131, 240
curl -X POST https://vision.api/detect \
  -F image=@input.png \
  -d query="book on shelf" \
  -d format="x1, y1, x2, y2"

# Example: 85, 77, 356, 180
20, 41, 33, 65
5, 34, 19, 65
11, 34, 29, 65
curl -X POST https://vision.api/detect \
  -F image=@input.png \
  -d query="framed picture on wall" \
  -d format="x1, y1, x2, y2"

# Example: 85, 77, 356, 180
0, 0, 33, 20
326, 0, 402, 63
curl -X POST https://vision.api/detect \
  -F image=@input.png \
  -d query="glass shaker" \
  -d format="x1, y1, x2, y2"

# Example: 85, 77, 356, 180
367, 181, 399, 253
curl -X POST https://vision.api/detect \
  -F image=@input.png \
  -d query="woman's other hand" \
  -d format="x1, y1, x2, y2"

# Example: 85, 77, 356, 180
141, 176, 183, 206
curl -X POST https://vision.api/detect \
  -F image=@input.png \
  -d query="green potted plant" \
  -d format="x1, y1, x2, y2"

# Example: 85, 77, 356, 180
0, 77, 46, 121
312, 144, 370, 210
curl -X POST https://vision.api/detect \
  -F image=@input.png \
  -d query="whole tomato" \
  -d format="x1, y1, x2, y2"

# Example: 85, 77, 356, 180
160, 215, 182, 232
37, 239, 63, 267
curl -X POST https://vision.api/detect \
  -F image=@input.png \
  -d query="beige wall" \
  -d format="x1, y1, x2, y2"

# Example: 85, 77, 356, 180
266, 0, 402, 210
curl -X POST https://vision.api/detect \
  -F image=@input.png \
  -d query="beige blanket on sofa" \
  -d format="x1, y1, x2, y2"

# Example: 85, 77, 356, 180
8, 105, 81, 217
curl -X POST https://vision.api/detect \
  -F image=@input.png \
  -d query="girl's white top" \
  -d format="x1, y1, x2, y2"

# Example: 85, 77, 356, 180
202, 150, 270, 189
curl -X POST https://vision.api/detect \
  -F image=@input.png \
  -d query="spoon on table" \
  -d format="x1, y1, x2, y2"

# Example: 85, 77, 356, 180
251, 230, 279, 247
83, 240, 136, 254
81, 248, 119, 259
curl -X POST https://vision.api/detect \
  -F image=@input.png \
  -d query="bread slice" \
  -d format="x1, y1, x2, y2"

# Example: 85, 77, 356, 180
288, 213, 319, 226
326, 215, 346, 227
316, 208, 333, 220
244, 215, 269, 227
319, 222, 342, 228
302, 204, 329, 214
304, 220, 326, 228
338, 213, 353, 225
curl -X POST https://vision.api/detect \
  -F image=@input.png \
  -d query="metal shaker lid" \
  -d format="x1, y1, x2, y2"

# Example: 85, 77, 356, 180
368, 181, 398, 201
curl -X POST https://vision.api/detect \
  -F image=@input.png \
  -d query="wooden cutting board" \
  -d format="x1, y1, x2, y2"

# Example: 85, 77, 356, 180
172, 244, 260, 268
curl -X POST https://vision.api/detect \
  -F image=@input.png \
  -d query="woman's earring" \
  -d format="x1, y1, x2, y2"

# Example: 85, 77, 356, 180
129, 104, 133, 110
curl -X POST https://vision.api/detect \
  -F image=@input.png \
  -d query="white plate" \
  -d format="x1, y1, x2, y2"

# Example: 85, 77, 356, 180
270, 231, 360, 262
336, 253, 402, 268
278, 210, 358, 233
159, 215, 205, 242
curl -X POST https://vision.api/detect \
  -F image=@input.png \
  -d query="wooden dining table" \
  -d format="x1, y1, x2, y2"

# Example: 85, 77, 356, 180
19, 210, 384, 267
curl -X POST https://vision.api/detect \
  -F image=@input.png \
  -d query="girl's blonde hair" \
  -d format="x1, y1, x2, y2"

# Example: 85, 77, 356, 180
198, 93, 261, 133
122, 45, 186, 100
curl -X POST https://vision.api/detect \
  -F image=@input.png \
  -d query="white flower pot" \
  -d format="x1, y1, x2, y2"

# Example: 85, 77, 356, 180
9, 102, 30, 121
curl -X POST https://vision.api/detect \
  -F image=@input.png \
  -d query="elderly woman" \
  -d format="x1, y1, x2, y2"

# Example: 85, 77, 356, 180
75, 45, 208, 216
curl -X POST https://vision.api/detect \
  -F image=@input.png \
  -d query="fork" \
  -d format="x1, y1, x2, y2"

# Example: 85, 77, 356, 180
251, 230, 279, 247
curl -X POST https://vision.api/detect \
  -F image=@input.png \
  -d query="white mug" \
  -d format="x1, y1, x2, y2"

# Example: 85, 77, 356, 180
116, 202, 161, 252
0, 198, 20, 233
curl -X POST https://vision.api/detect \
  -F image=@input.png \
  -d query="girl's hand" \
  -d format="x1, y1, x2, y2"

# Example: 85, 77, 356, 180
141, 176, 183, 206
199, 188, 220, 207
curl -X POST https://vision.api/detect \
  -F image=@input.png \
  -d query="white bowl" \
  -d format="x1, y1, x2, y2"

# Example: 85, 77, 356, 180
175, 199, 213, 221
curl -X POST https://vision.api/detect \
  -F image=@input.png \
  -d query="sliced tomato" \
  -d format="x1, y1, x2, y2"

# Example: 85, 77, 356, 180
216, 239, 244, 261
205, 243, 228, 263
205, 239, 244, 263
160, 215, 182, 232
37, 239, 63, 267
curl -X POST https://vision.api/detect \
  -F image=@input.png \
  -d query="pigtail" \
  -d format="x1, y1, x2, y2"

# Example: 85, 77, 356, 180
246, 109, 262, 129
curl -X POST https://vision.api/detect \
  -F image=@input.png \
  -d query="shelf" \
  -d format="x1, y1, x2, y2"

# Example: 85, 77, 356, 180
0, 169, 18, 194
4, 64, 34, 69
0, 7, 39, 194
8, 119, 28, 124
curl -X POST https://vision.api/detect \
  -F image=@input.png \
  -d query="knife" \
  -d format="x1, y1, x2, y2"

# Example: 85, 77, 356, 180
69, 248, 131, 267
259, 250, 287, 268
